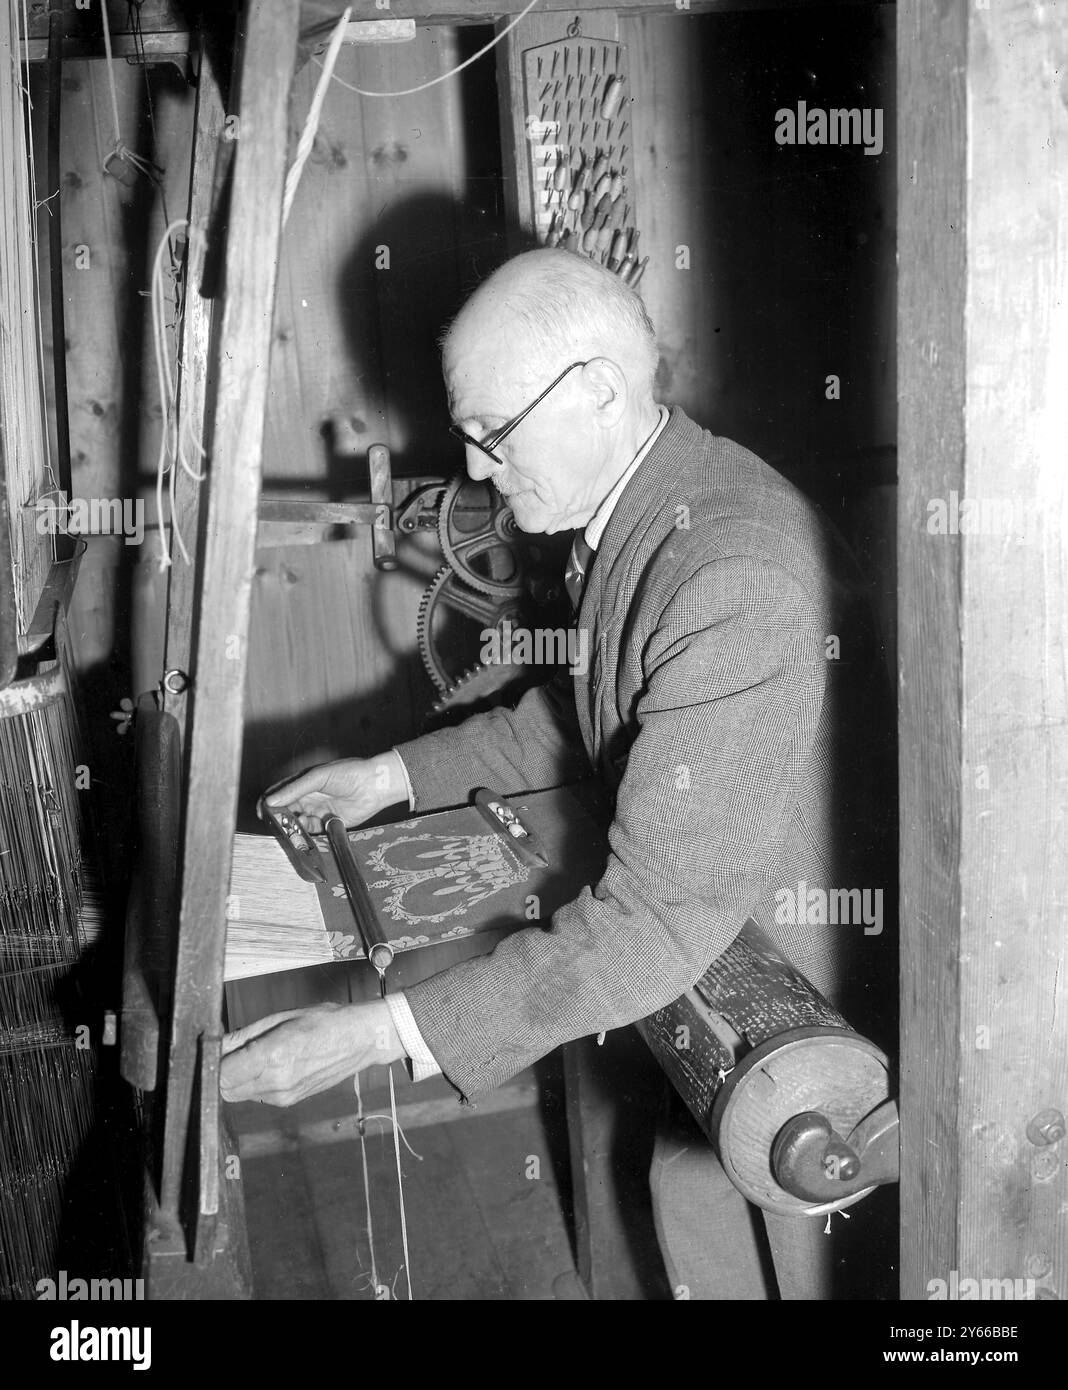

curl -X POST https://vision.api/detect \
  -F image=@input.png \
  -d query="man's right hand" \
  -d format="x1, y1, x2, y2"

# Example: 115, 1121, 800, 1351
263, 751, 410, 832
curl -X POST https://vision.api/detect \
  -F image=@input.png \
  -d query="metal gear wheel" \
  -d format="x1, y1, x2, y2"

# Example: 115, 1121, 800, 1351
436, 475, 525, 599
430, 660, 533, 717
416, 562, 521, 693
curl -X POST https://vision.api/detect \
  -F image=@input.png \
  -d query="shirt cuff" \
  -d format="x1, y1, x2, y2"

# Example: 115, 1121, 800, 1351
391, 748, 416, 811
385, 991, 441, 1081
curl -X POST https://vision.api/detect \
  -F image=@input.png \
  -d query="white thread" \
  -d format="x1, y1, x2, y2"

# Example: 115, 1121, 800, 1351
282, 6, 351, 228
316, 0, 541, 99
98, 0, 122, 150
150, 219, 206, 570
389, 1064, 414, 1301
360, 1112, 424, 1162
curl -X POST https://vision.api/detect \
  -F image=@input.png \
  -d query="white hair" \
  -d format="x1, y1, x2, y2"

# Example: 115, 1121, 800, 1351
444, 249, 659, 397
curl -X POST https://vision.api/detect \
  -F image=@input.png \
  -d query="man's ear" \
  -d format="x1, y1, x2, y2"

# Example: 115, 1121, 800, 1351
581, 358, 628, 426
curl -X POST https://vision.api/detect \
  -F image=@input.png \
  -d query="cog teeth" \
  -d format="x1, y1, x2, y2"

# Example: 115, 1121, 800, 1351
430, 659, 521, 714
416, 564, 456, 692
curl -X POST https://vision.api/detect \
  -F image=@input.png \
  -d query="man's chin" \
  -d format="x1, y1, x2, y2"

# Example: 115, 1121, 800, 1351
506, 495, 547, 533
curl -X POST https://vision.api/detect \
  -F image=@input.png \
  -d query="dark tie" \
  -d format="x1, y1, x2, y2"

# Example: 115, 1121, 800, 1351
564, 530, 595, 613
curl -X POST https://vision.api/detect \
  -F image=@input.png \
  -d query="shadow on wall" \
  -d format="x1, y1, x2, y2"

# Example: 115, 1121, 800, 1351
331, 190, 516, 483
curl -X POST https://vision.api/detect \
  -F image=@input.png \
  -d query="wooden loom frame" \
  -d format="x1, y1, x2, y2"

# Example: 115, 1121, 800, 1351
23, 0, 1065, 1304
112, 0, 873, 1299
30, 0, 899, 1302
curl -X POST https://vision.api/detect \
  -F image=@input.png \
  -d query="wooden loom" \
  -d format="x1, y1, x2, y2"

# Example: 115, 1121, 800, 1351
8, 0, 902, 1300
8, 0, 1063, 1308
0, 0, 103, 1300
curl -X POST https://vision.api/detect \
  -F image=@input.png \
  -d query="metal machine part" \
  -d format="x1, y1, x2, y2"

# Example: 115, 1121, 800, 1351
435, 475, 525, 598
414, 475, 569, 711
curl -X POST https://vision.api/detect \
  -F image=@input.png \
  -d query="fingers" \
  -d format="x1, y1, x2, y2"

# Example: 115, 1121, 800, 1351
263, 766, 334, 808
221, 1009, 305, 1057
219, 1002, 404, 1106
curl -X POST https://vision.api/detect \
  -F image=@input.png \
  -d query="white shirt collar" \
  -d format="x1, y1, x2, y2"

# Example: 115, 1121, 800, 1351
584, 406, 670, 551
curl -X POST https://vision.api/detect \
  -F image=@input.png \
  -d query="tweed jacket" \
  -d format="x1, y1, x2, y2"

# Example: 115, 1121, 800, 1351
395, 408, 892, 1098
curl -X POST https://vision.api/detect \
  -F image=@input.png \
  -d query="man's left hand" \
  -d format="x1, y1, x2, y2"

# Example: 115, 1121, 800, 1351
220, 1001, 406, 1107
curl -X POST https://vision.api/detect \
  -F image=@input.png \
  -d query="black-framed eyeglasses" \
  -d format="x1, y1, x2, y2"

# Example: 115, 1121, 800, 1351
449, 360, 588, 466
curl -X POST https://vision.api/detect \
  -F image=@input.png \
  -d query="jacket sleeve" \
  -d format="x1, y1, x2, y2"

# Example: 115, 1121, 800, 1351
393, 668, 591, 812
403, 555, 829, 1097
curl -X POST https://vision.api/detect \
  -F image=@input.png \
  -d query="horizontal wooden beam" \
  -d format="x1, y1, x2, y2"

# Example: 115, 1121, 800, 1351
21, 0, 894, 61
20, 29, 194, 63
303, 0, 890, 23
20, 0, 201, 62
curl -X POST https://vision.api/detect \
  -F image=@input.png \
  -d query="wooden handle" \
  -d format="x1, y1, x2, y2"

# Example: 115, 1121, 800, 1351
367, 444, 397, 571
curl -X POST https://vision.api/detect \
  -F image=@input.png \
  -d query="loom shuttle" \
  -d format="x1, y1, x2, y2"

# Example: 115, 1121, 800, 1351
473, 788, 549, 868
257, 795, 327, 883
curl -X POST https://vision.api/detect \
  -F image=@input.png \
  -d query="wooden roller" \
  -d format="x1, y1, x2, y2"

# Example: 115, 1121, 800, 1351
637, 922, 896, 1216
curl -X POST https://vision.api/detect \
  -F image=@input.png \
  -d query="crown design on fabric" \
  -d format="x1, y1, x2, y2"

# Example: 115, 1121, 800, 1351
364, 833, 529, 926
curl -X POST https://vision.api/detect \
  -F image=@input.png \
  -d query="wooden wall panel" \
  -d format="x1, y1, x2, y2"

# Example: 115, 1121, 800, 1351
230, 30, 506, 1025
264, 28, 505, 486
623, 6, 895, 491
31, 56, 194, 682
899, 0, 1068, 1299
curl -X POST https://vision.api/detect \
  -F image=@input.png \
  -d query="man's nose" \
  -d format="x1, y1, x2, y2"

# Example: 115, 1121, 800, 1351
464, 447, 498, 483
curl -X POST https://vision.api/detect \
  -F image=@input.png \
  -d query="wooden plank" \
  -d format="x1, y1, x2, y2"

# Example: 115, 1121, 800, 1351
239, 1082, 578, 1299
562, 1031, 671, 1300
262, 26, 488, 486
897, 0, 966, 1303
324, 0, 887, 22
235, 1075, 540, 1157
161, 0, 300, 1233
21, 0, 190, 42
22, 0, 893, 55
896, 0, 965, 1299
898, 0, 1068, 1300
161, 39, 227, 742
955, 0, 1068, 1305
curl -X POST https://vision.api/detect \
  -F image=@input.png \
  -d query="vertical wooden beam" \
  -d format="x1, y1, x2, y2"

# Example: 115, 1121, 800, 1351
899, 0, 1068, 1300
161, 38, 227, 742
160, 0, 299, 1231
897, 0, 966, 1297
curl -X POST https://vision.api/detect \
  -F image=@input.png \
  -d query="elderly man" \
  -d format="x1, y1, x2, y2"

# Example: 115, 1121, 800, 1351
222, 248, 892, 1298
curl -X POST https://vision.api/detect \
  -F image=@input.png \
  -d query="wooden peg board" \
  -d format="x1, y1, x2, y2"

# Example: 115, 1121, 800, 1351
521, 32, 645, 287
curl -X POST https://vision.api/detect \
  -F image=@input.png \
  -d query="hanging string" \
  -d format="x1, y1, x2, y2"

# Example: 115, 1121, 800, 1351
126, 0, 174, 237
359, 1109, 423, 1162
353, 1071, 383, 1298
352, 1064, 421, 1301
149, 218, 205, 570
282, 5, 351, 228
315, 0, 541, 99
97, 0, 122, 149
388, 1064, 414, 1301
97, 0, 169, 214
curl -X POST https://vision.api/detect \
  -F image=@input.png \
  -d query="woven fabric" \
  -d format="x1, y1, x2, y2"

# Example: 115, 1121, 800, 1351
395, 409, 893, 1098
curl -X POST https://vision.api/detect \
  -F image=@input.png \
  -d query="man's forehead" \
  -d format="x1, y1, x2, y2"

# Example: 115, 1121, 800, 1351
445, 325, 538, 418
